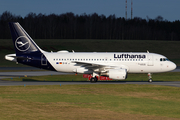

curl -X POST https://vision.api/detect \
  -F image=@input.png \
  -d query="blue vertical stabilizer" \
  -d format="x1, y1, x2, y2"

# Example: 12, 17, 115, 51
9, 22, 42, 55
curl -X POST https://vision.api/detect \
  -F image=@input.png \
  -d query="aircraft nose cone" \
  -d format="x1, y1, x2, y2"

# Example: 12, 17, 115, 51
170, 62, 177, 71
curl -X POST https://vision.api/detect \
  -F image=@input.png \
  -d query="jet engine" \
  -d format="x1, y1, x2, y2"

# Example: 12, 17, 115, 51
108, 69, 127, 80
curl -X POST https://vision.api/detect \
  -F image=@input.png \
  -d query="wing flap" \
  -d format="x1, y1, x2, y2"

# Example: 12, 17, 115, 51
72, 61, 109, 67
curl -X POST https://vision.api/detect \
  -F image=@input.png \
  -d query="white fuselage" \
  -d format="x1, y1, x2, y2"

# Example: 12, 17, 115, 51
44, 52, 176, 74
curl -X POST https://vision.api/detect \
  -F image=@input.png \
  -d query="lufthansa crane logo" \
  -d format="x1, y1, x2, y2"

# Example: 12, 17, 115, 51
15, 36, 30, 51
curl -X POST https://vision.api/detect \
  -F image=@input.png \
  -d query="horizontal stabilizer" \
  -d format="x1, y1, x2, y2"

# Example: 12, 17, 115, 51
5, 54, 32, 62
5, 54, 17, 62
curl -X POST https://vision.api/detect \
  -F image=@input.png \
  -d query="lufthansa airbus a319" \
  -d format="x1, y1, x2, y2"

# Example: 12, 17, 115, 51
5, 22, 176, 83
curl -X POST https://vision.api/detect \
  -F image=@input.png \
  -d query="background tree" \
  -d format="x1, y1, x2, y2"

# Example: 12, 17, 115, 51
0, 11, 180, 41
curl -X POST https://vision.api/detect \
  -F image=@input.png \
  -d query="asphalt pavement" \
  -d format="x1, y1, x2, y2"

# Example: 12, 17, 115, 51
0, 80, 180, 87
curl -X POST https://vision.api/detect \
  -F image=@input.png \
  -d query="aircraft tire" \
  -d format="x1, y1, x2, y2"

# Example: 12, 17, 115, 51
90, 77, 97, 83
148, 79, 153, 83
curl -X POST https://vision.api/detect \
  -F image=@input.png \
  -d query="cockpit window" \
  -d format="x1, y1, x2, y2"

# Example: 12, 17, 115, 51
160, 58, 169, 61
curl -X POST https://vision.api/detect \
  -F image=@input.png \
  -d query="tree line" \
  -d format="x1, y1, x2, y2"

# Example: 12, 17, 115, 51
0, 11, 180, 41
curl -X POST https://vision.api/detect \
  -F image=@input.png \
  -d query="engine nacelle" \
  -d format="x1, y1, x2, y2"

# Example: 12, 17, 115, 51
109, 69, 127, 80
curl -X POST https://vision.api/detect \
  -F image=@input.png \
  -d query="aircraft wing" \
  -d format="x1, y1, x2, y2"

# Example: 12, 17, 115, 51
72, 61, 128, 72
72, 61, 118, 67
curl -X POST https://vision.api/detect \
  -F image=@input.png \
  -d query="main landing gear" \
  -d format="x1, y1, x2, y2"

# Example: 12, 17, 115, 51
90, 76, 98, 83
90, 72, 99, 83
148, 73, 153, 83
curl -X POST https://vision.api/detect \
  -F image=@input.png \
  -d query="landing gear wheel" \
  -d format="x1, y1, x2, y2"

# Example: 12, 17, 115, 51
148, 79, 153, 83
90, 77, 97, 83
148, 73, 153, 83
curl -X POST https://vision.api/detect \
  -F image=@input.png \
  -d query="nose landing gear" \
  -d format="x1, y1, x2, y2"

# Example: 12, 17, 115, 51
148, 73, 153, 83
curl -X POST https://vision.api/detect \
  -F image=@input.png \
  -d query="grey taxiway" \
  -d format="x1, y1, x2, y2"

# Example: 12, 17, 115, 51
0, 67, 180, 87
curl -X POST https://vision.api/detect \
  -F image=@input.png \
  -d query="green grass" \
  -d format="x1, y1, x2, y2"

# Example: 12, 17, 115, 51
1, 39, 180, 67
0, 84, 180, 119
3, 72, 180, 82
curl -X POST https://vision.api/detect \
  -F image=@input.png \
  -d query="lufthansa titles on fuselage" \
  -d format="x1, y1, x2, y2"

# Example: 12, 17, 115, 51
114, 54, 146, 59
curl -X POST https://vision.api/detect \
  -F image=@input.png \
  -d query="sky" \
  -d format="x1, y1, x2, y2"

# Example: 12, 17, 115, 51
0, 0, 180, 21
